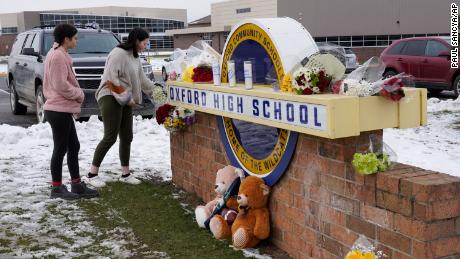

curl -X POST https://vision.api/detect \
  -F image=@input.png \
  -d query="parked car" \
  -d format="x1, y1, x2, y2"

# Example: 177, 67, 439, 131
380, 36, 459, 96
315, 42, 359, 73
344, 48, 359, 73
161, 48, 186, 81
8, 26, 157, 123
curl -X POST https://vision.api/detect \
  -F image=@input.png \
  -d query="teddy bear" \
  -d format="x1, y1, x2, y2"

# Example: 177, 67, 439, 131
210, 175, 270, 248
194, 165, 244, 231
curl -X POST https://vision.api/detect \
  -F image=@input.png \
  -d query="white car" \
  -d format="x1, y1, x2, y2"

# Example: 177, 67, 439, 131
161, 48, 187, 81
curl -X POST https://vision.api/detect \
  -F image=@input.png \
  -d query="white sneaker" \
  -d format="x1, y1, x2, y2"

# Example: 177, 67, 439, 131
82, 175, 106, 188
119, 174, 141, 185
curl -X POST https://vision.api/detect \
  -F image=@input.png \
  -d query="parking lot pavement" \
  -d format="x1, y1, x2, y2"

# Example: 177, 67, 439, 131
0, 72, 164, 128
0, 77, 36, 127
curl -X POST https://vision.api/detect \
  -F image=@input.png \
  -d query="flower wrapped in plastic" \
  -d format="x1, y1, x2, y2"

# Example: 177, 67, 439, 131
352, 134, 397, 176
185, 40, 221, 83
155, 104, 196, 132
151, 84, 167, 106
167, 48, 187, 81
345, 235, 384, 259
284, 43, 346, 95
332, 57, 413, 101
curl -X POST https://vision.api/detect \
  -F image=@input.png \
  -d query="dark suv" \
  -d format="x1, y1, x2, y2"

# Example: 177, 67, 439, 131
8, 26, 157, 123
380, 36, 459, 96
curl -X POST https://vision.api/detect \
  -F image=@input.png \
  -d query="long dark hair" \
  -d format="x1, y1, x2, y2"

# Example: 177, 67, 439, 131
53, 24, 78, 49
117, 28, 149, 58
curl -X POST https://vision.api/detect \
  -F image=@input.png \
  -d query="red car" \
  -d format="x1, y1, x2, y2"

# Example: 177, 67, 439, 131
380, 36, 459, 96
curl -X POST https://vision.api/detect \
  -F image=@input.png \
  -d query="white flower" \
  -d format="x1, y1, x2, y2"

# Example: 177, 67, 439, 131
341, 79, 372, 97
151, 86, 167, 105
176, 107, 186, 118
313, 86, 320, 93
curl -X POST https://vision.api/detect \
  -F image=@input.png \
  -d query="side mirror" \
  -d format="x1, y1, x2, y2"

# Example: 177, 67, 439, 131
438, 51, 451, 59
164, 58, 171, 62
22, 48, 39, 57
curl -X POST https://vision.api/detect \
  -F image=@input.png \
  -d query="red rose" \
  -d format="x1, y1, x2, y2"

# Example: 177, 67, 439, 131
156, 104, 174, 124
303, 88, 313, 95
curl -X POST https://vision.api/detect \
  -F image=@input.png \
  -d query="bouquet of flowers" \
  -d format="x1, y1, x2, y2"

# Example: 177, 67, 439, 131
155, 104, 196, 132
352, 134, 397, 176
287, 52, 345, 95
345, 235, 383, 259
166, 41, 220, 83
151, 84, 167, 106
192, 65, 213, 83
332, 57, 412, 101
166, 48, 187, 81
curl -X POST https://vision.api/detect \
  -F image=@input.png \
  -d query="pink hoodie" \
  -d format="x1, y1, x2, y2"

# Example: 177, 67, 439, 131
43, 46, 84, 114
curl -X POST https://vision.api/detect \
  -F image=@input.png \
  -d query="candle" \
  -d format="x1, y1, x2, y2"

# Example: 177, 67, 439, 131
244, 61, 253, 89
228, 60, 236, 87
212, 63, 221, 86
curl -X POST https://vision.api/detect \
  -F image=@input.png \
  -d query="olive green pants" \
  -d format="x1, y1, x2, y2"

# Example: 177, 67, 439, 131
92, 95, 133, 167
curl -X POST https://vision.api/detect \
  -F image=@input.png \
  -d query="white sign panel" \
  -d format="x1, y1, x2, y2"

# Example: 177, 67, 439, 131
168, 85, 328, 131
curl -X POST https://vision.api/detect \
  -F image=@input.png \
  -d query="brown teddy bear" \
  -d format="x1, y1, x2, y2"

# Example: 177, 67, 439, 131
210, 175, 270, 248
194, 165, 243, 230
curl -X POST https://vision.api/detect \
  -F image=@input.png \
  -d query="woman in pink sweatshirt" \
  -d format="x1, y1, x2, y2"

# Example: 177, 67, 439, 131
43, 24, 97, 200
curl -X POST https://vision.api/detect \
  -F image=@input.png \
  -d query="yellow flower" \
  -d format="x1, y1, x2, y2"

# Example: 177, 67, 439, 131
182, 66, 195, 83
345, 250, 375, 259
281, 74, 293, 93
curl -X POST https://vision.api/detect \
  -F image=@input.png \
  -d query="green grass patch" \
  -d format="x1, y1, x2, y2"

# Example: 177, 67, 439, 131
80, 179, 246, 259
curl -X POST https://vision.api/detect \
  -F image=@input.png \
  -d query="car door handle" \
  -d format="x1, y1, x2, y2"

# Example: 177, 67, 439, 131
15, 62, 19, 65
423, 59, 429, 63
397, 58, 403, 61
23, 63, 28, 67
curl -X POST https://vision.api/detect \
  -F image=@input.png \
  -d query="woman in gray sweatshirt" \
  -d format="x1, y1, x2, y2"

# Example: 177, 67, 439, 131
84, 28, 158, 187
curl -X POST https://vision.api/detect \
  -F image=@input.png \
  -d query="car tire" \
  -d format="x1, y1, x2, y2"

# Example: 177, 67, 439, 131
9, 80, 27, 115
162, 68, 168, 82
76, 117, 90, 122
428, 89, 443, 96
36, 85, 46, 123
383, 70, 397, 79
142, 115, 153, 120
454, 75, 460, 97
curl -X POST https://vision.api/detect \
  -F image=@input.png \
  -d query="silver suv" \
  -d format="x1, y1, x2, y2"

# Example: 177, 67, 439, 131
8, 26, 156, 123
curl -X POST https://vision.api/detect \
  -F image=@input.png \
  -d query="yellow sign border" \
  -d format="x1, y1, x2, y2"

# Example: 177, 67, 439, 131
221, 23, 285, 83
223, 117, 290, 175
219, 22, 290, 175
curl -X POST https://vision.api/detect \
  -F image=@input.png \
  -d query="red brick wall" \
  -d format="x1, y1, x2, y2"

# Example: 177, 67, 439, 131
0, 34, 16, 56
171, 112, 460, 259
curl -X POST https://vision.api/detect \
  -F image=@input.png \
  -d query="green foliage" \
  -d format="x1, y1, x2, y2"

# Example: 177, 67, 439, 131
352, 153, 391, 175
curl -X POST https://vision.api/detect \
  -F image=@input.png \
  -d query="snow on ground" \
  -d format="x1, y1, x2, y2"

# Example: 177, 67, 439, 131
0, 116, 271, 258
0, 95, 458, 257
384, 97, 460, 177
0, 116, 171, 258
0, 64, 7, 74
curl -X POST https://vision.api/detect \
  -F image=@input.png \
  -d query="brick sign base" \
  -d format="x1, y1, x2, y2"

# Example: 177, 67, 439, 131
170, 112, 460, 259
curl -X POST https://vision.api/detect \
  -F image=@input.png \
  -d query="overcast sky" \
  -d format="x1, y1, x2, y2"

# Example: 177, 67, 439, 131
0, 0, 227, 22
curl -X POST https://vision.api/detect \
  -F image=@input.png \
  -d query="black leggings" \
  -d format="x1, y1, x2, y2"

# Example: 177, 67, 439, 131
45, 110, 80, 183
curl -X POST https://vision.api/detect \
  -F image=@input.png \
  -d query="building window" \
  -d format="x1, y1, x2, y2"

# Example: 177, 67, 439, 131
0, 27, 18, 34
37, 13, 184, 50
314, 33, 449, 48
236, 8, 251, 14
202, 33, 212, 46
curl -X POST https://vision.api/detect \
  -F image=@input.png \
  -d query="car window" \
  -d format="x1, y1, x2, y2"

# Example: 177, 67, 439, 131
401, 40, 427, 56
10, 34, 27, 56
23, 33, 34, 50
30, 33, 40, 53
387, 41, 407, 55
44, 32, 120, 55
425, 40, 448, 56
